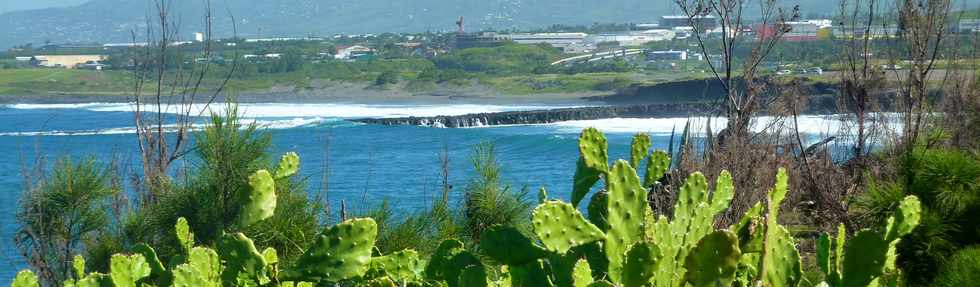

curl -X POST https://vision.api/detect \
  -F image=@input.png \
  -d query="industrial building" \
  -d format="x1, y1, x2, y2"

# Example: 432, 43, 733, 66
586, 30, 675, 47
659, 15, 718, 30
757, 19, 833, 41
646, 50, 688, 61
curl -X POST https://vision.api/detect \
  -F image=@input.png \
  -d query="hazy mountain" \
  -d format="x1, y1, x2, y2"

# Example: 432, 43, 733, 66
0, 0, 88, 14
1, 0, 976, 49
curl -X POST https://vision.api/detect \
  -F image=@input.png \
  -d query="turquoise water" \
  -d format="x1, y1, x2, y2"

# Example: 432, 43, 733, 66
0, 102, 847, 282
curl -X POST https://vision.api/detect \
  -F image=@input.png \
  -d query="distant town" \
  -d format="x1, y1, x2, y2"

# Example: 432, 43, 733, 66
1, 13, 978, 97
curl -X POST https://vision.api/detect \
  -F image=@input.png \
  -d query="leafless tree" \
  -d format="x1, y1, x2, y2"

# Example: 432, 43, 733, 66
131, 0, 236, 203
895, 0, 951, 149
836, 0, 888, 164
675, 0, 799, 138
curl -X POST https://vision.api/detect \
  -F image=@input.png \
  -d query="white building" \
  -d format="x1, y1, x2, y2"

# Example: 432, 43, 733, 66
194, 32, 205, 42
586, 30, 675, 47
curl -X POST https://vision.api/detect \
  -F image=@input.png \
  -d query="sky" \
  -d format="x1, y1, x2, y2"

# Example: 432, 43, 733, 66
0, 0, 88, 14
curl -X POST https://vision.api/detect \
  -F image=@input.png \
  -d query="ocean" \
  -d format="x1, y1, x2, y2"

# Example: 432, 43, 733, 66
0, 102, 852, 282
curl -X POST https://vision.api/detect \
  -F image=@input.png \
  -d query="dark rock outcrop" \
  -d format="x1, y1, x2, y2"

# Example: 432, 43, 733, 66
354, 103, 716, 128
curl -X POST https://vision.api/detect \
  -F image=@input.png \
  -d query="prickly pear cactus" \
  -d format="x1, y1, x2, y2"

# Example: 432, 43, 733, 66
572, 259, 594, 287
532, 201, 605, 254
445, 251, 484, 287
370, 249, 424, 282
283, 218, 378, 282
173, 247, 222, 287
509, 259, 554, 287
684, 230, 741, 287
831, 196, 921, 287
622, 242, 661, 287
109, 254, 151, 287
481, 225, 549, 265
643, 150, 670, 187
604, 160, 648, 283
240, 169, 276, 227
176, 217, 194, 253
761, 169, 802, 287
12, 270, 39, 287
275, 152, 300, 179
573, 127, 609, 207
587, 191, 610, 231
425, 239, 466, 282
630, 133, 651, 168
133, 243, 171, 286
218, 232, 269, 285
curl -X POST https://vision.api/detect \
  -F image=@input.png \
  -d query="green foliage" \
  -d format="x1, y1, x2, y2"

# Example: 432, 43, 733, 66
931, 246, 980, 287
15, 157, 117, 285
462, 142, 532, 243
15, 128, 928, 287
433, 44, 560, 75
853, 147, 979, 285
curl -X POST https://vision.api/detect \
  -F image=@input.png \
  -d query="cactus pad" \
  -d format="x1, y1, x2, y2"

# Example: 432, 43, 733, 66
885, 195, 921, 241
572, 127, 609, 207
587, 191, 609, 231
284, 218, 377, 282
481, 225, 550, 265
510, 259, 555, 287
173, 247, 221, 287
709, 170, 734, 214
841, 230, 889, 287
275, 152, 300, 179
572, 258, 593, 287
425, 239, 465, 281
532, 201, 605, 254
622, 242, 661, 287
643, 150, 670, 187
176, 217, 194, 253
684, 230, 741, 287
370, 249, 423, 282
109, 253, 151, 287
240, 170, 276, 226
12, 270, 39, 287
218, 232, 269, 285
762, 225, 802, 287
604, 160, 648, 283
630, 133, 651, 168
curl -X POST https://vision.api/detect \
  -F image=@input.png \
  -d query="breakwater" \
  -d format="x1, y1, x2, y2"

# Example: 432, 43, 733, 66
354, 103, 716, 128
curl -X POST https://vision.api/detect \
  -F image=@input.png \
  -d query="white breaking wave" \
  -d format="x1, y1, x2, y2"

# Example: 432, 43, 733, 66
0, 117, 333, 137
4, 102, 560, 118
543, 114, 902, 136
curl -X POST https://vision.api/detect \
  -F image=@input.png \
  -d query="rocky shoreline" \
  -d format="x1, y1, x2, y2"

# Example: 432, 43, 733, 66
353, 103, 720, 128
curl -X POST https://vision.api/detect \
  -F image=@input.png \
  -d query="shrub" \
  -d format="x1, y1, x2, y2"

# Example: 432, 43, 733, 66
15, 157, 117, 285
462, 142, 531, 243
931, 246, 980, 287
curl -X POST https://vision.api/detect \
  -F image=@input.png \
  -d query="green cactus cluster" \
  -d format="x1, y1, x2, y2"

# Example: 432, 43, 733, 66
12, 132, 923, 287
